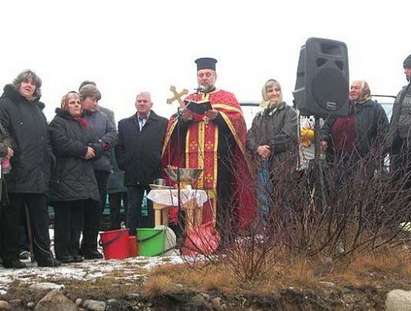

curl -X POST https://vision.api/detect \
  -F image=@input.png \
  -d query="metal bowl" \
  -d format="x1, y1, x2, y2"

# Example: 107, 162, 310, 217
164, 167, 203, 183
149, 184, 173, 190
153, 178, 166, 186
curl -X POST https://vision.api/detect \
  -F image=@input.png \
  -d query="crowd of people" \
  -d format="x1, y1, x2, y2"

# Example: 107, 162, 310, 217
0, 53, 410, 269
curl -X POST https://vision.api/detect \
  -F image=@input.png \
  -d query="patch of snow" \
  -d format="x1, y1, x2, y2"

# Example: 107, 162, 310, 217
0, 255, 185, 295
0, 228, 191, 295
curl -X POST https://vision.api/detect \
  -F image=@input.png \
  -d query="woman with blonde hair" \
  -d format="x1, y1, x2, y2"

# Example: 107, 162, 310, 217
48, 91, 101, 263
246, 79, 298, 222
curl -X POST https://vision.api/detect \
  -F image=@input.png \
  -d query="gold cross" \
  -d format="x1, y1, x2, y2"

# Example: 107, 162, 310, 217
166, 85, 189, 108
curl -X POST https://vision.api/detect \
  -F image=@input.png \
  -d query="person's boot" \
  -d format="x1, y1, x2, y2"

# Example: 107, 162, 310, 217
72, 255, 84, 262
56, 255, 74, 264
3, 259, 26, 269
37, 257, 61, 267
82, 249, 103, 260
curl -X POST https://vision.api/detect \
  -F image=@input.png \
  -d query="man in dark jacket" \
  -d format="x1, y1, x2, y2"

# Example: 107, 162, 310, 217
0, 70, 60, 268
387, 54, 411, 183
116, 92, 167, 236
79, 84, 117, 259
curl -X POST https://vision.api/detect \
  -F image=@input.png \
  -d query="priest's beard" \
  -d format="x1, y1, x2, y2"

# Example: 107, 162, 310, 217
198, 84, 215, 93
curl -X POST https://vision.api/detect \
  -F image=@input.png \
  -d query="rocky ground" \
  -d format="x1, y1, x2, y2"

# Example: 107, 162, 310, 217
0, 256, 181, 310
0, 254, 410, 310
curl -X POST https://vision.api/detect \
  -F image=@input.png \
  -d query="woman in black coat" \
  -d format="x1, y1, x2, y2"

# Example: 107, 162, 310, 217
246, 79, 298, 223
0, 70, 60, 268
320, 80, 389, 183
49, 91, 100, 263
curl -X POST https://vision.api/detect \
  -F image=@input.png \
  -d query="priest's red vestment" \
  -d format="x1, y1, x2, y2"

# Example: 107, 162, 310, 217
162, 89, 256, 229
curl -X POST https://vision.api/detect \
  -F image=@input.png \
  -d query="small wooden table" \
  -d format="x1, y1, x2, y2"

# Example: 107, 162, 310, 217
152, 203, 169, 227
148, 189, 208, 229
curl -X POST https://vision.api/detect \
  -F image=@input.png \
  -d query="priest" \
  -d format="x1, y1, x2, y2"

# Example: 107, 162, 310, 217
162, 57, 255, 236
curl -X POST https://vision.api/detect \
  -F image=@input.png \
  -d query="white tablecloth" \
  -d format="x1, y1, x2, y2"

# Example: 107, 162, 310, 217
147, 189, 208, 206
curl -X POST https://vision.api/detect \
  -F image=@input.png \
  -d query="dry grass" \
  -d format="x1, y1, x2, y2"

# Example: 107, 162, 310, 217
146, 263, 238, 294
332, 249, 411, 285
282, 258, 317, 286
144, 249, 411, 296
143, 275, 175, 297
4, 250, 410, 305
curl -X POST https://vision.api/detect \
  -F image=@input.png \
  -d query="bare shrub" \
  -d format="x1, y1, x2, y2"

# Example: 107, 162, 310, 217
266, 145, 411, 262
174, 136, 411, 283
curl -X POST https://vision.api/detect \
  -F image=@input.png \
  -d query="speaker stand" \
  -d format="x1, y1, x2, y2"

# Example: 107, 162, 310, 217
314, 116, 328, 209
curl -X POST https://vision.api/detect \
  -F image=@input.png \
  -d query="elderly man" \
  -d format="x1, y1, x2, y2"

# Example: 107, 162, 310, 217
0, 70, 60, 268
79, 84, 117, 259
162, 57, 255, 239
388, 54, 411, 183
115, 92, 167, 236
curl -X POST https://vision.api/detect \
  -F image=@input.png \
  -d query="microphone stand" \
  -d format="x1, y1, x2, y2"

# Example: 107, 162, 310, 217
175, 107, 184, 242
174, 88, 202, 244
314, 116, 328, 209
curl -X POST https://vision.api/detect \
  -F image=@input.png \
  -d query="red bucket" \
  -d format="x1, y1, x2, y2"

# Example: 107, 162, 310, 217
128, 235, 138, 257
99, 229, 129, 260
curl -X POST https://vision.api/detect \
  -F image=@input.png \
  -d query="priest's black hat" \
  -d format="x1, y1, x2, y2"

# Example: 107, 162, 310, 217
195, 57, 217, 71
404, 54, 411, 69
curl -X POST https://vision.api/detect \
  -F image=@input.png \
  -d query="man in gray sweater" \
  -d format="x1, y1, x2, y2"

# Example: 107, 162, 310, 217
79, 83, 117, 259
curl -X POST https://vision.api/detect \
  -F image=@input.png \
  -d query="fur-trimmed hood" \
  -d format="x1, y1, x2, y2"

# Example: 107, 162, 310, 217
1, 84, 45, 110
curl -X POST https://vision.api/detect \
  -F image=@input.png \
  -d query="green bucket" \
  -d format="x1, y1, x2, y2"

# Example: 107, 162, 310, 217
137, 228, 166, 256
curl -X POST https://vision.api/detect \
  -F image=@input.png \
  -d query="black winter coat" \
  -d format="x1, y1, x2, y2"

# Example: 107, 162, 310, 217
321, 99, 389, 158
0, 85, 52, 194
48, 109, 100, 203
115, 111, 167, 186
246, 102, 299, 173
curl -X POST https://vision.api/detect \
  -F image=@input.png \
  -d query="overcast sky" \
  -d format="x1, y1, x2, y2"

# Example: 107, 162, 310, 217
0, 0, 409, 122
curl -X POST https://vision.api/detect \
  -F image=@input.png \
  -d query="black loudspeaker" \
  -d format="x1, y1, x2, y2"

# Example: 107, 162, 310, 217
293, 37, 349, 118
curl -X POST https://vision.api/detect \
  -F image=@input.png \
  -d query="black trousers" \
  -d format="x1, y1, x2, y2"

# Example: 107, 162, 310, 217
2, 193, 52, 262
96, 170, 109, 219
54, 200, 85, 258
126, 185, 153, 236
81, 170, 109, 252
19, 223, 29, 252
0, 209, 2, 259
108, 192, 127, 230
